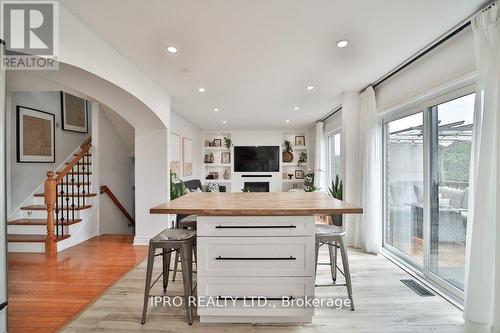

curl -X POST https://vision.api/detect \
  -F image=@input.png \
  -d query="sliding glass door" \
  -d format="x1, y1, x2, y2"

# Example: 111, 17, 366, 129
383, 86, 475, 300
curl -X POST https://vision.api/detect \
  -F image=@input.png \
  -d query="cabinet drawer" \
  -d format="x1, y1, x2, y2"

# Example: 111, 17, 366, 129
197, 216, 315, 237
197, 236, 314, 277
197, 276, 314, 317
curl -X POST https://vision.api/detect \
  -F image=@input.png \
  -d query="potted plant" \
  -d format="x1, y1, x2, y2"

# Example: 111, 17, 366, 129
170, 170, 187, 200
328, 174, 343, 226
303, 169, 317, 192
282, 140, 294, 163
298, 152, 307, 166
224, 137, 233, 150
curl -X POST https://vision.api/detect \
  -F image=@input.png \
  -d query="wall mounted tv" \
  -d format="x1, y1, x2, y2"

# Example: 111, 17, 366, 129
234, 146, 279, 172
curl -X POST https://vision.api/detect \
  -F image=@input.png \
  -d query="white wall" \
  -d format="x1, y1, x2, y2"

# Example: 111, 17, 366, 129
375, 28, 475, 112
98, 106, 135, 235
170, 111, 202, 181
8, 91, 90, 214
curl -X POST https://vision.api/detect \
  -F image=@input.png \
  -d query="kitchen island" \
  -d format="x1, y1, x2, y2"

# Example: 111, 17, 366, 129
150, 192, 362, 324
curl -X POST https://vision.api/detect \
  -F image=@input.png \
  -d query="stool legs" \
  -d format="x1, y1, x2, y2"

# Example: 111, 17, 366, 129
338, 237, 354, 311
328, 241, 337, 282
162, 248, 172, 292
180, 244, 193, 325
141, 245, 156, 324
172, 251, 180, 281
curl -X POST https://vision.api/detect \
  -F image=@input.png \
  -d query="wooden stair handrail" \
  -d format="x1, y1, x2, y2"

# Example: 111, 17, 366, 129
44, 137, 92, 255
100, 185, 135, 227
55, 138, 92, 183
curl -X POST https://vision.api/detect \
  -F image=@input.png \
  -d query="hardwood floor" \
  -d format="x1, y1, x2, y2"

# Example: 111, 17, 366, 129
62, 246, 464, 333
7, 235, 148, 333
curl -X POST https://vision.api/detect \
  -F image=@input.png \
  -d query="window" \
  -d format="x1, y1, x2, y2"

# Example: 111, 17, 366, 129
325, 130, 341, 190
383, 86, 475, 300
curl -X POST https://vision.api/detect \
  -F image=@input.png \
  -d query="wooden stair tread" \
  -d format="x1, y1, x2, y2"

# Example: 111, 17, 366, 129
7, 234, 70, 242
8, 218, 82, 225
20, 205, 92, 211
74, 153, 91, 156
34, 192, 97, 198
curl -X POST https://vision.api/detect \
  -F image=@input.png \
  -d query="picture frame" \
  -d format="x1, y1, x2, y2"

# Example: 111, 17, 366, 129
17, 106, 55, 163
295, 135, 305, 147
182, 137, 193, 177
61, 92, 88, 133
213, 138, 222, 147
295, 169, 304, 179
169, 132, 181, 176
221, 151, 231, 164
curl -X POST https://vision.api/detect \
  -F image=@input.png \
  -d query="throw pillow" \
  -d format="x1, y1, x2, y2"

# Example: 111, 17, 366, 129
207, 182, 219, 192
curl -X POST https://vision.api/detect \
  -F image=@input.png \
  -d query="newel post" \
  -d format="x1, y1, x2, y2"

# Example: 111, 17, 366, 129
45, 171, 57, 255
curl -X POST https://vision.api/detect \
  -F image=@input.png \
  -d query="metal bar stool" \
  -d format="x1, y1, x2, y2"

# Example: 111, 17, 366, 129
172, 215, 197, 282
315, 224, 355, 311
141, 228, 196, 325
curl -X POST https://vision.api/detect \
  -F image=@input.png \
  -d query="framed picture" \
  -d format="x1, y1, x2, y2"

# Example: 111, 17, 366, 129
169, 132, 181, 176
221, 152, 231, 164
295, 135, 305, 147
182, 137, 193, 177
61, 92, 88, 133
213, 139, 222, 147
295, 169, 304, 179
17, 106, 55, 163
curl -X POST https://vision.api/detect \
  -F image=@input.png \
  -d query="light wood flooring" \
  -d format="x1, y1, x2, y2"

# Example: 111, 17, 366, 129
61, 245, 464, 333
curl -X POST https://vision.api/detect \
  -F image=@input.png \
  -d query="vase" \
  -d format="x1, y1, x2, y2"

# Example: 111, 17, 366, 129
223, 169, 230, 180
282, 151, 293, 163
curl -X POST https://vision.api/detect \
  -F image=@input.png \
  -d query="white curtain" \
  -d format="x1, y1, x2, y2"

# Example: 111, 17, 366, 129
344, 88, 381, 253
464, 4, 499, 333
314, 121, 325, 190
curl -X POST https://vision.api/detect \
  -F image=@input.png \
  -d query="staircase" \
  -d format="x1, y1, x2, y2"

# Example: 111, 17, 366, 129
7, 138, 96, 254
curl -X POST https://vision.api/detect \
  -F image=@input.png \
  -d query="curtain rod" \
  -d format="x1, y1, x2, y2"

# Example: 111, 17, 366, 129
371, 1, 495, 89
320, 105, 342, 122
318, 1, 494, 123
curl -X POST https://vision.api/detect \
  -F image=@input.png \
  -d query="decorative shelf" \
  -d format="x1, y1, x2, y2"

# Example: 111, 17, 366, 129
204, 163, 231, 167
282, 179, 305, 183
282, 163, 308, 168
292, 146, 307, 150
204, 147, 227, 151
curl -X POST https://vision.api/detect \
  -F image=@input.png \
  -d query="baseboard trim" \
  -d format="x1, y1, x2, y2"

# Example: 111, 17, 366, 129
133, 237, 150, 246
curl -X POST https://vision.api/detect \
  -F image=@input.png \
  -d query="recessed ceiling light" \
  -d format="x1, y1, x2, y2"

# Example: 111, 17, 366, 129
293, 106, 300, 111
306, 85, 315, 91
213, 108, 219, 112
165, 45, 178, 54
285, 119, 291, 123
198, 87, 206, 93
336, 40, 349, 48
222, 120, 227, 124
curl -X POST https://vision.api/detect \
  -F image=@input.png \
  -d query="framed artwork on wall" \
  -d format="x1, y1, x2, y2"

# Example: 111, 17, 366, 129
295, 135, 305, 147
182, 137, 193, 177
221, 151, 231, 164
61, 91, 88, 133
294, 169, 304, 179
17, 106, 55, 163
169, 132, 181, 176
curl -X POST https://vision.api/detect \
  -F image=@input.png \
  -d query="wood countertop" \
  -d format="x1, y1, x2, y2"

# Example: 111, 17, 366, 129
150, 192, 363, 216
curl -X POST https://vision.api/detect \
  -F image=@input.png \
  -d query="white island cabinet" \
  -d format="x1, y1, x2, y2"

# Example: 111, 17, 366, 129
150, 192, 363, 324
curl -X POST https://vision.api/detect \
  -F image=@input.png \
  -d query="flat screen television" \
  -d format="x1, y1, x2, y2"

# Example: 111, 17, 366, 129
234, 146, 279, 172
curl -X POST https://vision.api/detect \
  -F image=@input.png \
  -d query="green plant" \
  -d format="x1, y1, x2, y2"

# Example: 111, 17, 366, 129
282, 140, 293, 153
298, 152, 307, 166
224, 137, 233, 150
170, 170, 187, 200
242, 186, 250, 192
328, 174, 343, 200
304, 184, 318, 192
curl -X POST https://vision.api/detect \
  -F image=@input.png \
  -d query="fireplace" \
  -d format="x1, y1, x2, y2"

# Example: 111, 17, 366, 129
244, 182, 270, 192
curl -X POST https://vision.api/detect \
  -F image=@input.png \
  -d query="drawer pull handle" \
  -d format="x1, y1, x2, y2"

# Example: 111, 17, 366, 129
215, 256, 296, 261
215, 225, 297, 229
217, 296, 295, 301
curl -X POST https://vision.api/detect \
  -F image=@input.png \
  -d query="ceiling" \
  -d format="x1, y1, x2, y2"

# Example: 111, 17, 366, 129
60, 0, 485, 130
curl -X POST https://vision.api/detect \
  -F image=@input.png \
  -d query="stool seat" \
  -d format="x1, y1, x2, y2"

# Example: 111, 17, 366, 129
315, 224, 345, 236
178, 215, 197, 230
151, 228, 196, 242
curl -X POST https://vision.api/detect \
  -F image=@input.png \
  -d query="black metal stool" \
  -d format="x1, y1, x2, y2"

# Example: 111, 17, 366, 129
315, 224, 355, 311
141, 228, 196, 325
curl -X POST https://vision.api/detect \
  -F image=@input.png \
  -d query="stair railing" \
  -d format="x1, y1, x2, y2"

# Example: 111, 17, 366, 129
100, 185, 135, 227
44, 137, 92, 254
